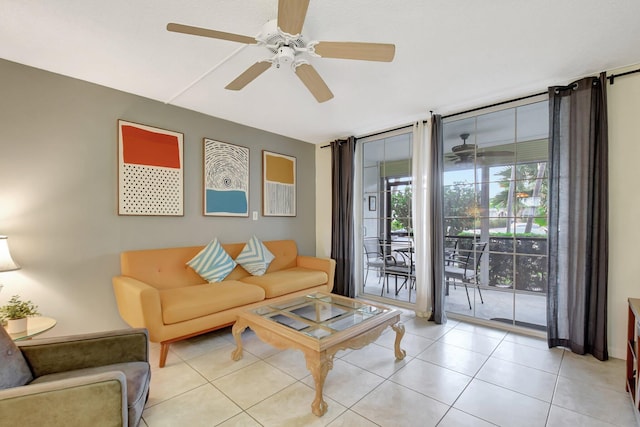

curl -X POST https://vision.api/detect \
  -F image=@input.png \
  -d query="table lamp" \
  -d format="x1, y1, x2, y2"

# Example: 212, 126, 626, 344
0, 235, 20, 293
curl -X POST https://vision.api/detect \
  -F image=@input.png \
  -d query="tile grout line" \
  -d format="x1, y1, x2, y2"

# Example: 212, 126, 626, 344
543, 348, 566, 427
434, 323, 508, 426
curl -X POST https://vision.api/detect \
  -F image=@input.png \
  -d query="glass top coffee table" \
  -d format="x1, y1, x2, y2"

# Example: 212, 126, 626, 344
231, 292, 405, 416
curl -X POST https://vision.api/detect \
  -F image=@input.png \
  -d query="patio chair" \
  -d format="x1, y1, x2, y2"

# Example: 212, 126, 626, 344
363, 237, 405, 292
444, 241, 487, 309
363, 237, 405, 287
384, 262, 415, 298
386, 242, 415, 295
444, 237, 459, 264
444, 237, 460, 293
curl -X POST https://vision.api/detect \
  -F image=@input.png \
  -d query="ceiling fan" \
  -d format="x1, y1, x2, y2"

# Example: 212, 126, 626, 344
446, 133, 514, 164
167, 0, 395, 103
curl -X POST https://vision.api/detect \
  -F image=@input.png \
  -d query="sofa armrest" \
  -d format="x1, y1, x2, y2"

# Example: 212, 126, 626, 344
297, 256, 336, 293
18, 328, 149, 377
113, 275, 165, 342
0, 371, 127, 426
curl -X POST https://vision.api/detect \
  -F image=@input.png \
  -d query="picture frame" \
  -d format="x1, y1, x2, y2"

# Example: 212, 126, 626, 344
368, 195, 377, 211
117, 120, 184, 216
203, 138, 249, 217
262, 150, 296, 217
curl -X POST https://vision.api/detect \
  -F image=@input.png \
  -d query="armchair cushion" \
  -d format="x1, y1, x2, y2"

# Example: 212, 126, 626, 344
30, 361, 150, 425
0, 325, 33, 389
0, 371, 127, 427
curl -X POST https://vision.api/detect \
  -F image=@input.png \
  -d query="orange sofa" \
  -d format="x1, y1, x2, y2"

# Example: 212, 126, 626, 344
112, 239, 335, 367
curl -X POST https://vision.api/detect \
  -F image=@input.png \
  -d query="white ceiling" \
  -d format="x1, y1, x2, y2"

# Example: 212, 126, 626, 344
2, 0, 639, 144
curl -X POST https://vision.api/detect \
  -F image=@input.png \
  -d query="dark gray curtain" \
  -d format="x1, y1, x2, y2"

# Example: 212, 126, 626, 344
331, 137, 356, 297
547, 73, 608, 360
429, 115, 447, 323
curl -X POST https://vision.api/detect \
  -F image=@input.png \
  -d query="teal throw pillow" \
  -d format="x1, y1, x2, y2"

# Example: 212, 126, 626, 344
187, 238, 236, 283
236, 236, 275, 276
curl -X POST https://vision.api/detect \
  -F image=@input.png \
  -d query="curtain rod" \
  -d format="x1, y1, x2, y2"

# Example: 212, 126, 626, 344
442, 91, 548, 119
321, 67, 638, 149
607, 67, 640, 85
320, 120, 427, 148
321, 90, 546, 148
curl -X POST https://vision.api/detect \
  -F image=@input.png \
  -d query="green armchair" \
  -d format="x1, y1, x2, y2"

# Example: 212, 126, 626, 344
0, 326, 150, 427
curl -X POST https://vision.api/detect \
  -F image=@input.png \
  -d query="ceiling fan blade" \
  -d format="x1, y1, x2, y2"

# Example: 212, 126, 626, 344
453, 146, 475, 153
314, 41, 395, 62
451, 147, 476, 158
167, 23, 257, 45
225, 62, 272, 90
278, 0, 310, 35
477, 150, 514, 157
295, 63, 334, 103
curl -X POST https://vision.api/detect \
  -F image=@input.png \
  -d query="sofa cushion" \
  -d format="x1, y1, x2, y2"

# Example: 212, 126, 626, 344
0, 324, 33, 389
240, 267, 328, 298
187, 238, 236, 283
159, 282, 265, 324
262, 240, 298, 273
235, 236, 275, 276
30, 361, 150, 426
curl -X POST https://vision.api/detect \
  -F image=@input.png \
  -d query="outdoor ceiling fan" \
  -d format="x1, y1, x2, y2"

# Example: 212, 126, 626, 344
167, 0, 395, 103
446, 133, 514, 164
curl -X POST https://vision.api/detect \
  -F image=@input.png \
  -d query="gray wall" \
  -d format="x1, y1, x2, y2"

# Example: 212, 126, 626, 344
0, 58, 316, 336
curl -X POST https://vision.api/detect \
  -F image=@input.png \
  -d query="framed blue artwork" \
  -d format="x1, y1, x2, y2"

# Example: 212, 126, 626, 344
203, 138, 249, 217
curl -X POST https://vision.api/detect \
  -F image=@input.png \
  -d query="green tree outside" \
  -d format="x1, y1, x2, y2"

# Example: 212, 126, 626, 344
391, 186, 412, 231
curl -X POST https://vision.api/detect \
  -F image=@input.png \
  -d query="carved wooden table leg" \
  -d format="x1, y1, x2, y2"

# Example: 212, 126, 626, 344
231, 319, 249, 361
391, 321, 406, 360
304, 350, 335, 416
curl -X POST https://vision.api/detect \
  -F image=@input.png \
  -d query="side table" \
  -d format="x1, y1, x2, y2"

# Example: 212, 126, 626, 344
4, 316, 57, 341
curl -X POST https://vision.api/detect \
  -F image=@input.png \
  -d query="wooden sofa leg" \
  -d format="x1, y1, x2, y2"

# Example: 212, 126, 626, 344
159, 342, 170, 368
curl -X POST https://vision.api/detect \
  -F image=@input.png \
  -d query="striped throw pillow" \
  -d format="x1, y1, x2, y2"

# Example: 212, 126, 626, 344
187, 238, 236, 283
235, 236, 275, 276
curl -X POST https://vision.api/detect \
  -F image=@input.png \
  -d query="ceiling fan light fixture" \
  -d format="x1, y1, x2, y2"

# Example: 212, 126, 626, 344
275, 45, 296, 68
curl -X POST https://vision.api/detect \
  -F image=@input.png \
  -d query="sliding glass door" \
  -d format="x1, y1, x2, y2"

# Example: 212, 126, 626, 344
359, 132, 414, 305
442, 99, 549, 330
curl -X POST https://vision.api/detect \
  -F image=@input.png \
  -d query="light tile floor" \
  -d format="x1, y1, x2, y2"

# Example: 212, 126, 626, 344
140, 311, 638, 427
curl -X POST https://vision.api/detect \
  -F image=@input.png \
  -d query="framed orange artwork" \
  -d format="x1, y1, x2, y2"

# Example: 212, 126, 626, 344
117, 120, 184, 216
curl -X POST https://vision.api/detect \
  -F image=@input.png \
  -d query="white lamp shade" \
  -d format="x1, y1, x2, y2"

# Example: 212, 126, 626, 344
0, 236, 20, 272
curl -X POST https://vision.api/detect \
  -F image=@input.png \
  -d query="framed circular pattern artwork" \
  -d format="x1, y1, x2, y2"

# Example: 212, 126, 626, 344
203, 138, 249, 217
